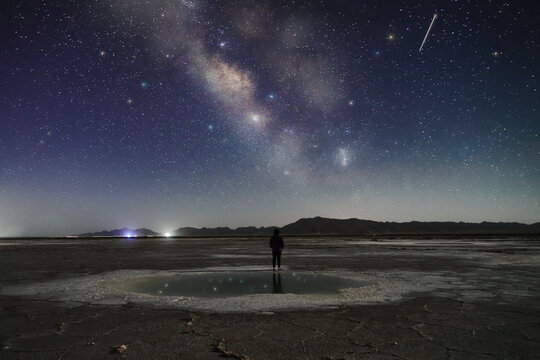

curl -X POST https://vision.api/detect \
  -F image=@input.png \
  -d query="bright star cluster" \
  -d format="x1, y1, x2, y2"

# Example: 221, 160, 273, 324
0, 0, 538, 236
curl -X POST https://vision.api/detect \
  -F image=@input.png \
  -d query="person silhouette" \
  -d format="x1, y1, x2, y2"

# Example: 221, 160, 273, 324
272, 272, 283, 293
269, 228, 284, 271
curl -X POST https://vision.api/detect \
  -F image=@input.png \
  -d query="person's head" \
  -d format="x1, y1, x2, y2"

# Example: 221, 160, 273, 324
273, 228, 280, 236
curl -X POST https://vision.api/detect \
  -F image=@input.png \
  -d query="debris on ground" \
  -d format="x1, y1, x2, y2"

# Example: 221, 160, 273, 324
184, 313, 197, 333
216, 337, 250, 360
365, 339, 377, 349
2, 344, 11, 351
111, 344, 127, 354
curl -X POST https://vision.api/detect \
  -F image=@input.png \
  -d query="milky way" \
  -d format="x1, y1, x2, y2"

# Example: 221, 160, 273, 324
0, 0, 539, 236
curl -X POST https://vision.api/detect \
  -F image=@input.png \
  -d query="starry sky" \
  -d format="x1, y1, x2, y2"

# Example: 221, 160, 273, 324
1, 0, 539, 236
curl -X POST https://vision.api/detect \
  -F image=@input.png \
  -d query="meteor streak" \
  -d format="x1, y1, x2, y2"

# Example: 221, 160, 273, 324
419, 13, 438, 52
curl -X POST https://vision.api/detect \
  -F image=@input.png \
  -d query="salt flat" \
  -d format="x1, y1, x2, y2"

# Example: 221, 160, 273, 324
0, 235, 539, 359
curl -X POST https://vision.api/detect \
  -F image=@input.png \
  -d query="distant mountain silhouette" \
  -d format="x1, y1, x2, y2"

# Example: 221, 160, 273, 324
175, 226, 274, 236
79, 227, 158, 237
278, 217, 540, 235
78, 217, 540, 237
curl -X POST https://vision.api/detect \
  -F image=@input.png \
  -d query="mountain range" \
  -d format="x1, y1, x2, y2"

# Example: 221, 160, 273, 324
78, 217, 540, 237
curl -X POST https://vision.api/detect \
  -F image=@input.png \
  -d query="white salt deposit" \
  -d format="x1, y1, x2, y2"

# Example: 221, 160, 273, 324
0, 266, 470, 312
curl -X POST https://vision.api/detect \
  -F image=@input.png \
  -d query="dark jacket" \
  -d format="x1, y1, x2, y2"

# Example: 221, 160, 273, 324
269, 235, 284, 253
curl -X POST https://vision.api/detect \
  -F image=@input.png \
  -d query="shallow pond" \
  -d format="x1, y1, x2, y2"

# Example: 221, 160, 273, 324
117, 271, 363, 298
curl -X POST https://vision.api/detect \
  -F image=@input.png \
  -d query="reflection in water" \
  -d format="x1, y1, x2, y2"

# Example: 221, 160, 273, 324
118, 271, 362, 298
272, 272, 283, 294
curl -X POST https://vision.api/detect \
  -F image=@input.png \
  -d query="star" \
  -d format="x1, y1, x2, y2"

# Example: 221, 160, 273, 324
250, 114, 260, 123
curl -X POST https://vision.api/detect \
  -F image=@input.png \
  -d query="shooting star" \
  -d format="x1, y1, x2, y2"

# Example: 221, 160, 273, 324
419, 13, 438, 52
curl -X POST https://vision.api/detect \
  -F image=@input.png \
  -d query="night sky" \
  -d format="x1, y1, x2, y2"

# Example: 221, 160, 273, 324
1, 0, 539, 236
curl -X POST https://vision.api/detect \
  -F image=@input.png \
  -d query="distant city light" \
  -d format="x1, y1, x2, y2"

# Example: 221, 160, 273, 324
165, 232, 171, 237
125, 233, 133, 238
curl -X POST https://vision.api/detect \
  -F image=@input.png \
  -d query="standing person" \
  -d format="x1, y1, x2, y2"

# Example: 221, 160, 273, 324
269, 228, 284, 271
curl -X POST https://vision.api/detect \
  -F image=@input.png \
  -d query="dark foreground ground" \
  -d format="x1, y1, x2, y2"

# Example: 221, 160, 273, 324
1, 235, 540, 359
